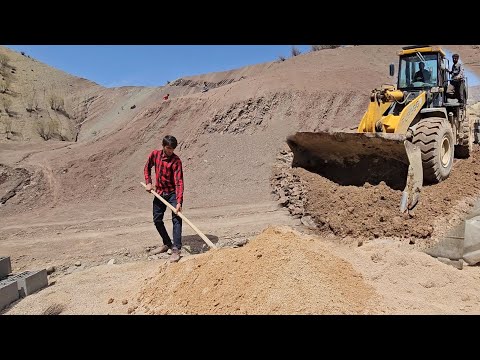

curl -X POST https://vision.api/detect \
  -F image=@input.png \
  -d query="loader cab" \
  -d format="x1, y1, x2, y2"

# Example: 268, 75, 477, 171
397, 52, 440, 90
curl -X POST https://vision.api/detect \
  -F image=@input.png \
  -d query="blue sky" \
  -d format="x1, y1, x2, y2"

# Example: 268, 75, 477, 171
4, 45, 311, 88
5, 45, 479, 87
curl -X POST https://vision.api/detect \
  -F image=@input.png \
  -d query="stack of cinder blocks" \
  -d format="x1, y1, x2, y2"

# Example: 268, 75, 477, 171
0, 256, 48, 311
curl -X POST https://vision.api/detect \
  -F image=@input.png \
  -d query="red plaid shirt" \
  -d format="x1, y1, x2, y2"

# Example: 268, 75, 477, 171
144, 150, 184, 204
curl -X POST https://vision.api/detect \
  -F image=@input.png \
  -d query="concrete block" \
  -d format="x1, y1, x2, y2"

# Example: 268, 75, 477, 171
467, 203, 480, 218
424, 234, 464, 260
7, 270, 48, 297
463, 216, 480, 265
436, 257, 464, 270
0, 279, 20, 310
0, 256, 12, 279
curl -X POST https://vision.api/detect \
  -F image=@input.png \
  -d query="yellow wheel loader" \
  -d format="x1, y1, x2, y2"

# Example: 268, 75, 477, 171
287, 46, 473, 213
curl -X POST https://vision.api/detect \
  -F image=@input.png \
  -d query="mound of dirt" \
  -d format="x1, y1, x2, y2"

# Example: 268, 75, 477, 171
272, 145, 480, 241
136, 226, 378, 314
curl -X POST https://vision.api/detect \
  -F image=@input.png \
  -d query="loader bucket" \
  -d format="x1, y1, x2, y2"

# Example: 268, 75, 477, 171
286, 131, 423, 213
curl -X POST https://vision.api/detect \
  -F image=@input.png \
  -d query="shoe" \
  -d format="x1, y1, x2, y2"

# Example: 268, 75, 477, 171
169, 248, 181, 263
151, 245, 171, 255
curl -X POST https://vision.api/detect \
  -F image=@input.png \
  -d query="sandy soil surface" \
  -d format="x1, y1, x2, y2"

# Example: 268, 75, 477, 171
8, 226, 480, 315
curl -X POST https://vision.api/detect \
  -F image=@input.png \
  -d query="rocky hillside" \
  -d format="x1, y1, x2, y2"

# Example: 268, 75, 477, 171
1, 45, 480, 215
0, 46, 101, 142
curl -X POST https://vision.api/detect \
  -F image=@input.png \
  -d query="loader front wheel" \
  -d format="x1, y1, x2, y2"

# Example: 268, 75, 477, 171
412, 117, 454, 184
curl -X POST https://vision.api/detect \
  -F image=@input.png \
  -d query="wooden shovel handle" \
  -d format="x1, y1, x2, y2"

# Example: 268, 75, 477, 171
140, 182, 217, 249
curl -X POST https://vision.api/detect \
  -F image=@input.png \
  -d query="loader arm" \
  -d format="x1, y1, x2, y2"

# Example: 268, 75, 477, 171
356, 91, 426, 212
357, 90, 426, 134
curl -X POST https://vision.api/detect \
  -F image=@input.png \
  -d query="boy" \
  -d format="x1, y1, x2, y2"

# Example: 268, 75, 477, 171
144, 135, 184, 262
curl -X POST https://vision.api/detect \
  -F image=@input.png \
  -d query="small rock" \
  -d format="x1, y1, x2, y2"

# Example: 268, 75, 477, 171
46, 266, 55, 274
403, 212, 413, 220
291, 188, 300, 196
300, 215, 317, 229
373, 231, 381, 238
107, 258, 116, 265
108, 298, 114, 304
290, 206, 303, 216
75, 261, 81, 267
357, 239, 363, 247
233, 238, 249, 247
409, 238, 416, 245
127, 307, 135, 314
392, 216, 403, 225
65, 266, 77, 274
347, 207, 355, 214
122, 299, 128, 305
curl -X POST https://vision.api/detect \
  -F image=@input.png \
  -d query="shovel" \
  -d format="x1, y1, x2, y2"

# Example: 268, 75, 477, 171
140, 182, 217, 249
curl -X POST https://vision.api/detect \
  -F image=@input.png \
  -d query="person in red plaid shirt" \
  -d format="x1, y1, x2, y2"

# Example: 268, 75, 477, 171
144, 135, 184, 263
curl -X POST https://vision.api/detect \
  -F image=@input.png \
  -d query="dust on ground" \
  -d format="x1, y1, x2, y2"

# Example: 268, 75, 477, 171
4, 261, 159, 315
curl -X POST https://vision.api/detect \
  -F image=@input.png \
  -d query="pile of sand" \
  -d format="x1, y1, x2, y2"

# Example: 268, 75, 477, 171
136, 226, 379, 314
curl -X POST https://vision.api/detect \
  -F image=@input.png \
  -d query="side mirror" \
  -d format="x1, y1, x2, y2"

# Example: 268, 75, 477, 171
389, 64, 395, 77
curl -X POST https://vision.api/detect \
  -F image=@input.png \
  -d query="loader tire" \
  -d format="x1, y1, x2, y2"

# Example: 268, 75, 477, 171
412, 117, 454, 184
455, 120, 473, 159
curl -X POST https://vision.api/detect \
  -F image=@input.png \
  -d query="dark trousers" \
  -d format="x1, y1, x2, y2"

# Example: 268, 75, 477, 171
448, 80, 465, 103
153, 192, 182, 250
